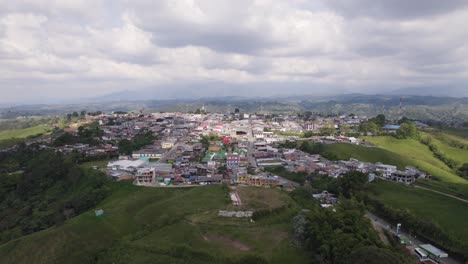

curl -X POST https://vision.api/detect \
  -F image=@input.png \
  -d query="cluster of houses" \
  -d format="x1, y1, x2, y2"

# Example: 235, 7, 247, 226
94, 111, 429, 188
279, 148, 427, 184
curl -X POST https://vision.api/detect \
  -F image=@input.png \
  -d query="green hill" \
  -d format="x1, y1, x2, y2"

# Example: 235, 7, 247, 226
321, 143, 411, 169
0, 182, 306, 264
364, 136, 466, 184
364, 135, 468, 200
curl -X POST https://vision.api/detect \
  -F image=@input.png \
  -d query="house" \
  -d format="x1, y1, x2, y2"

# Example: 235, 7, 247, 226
388, 170, 416, 184
226, 152, 240, 169
376, 164, 397, 177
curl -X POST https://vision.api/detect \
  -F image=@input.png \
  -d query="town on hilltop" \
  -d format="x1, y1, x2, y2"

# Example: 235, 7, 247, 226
29, 110, 428, 188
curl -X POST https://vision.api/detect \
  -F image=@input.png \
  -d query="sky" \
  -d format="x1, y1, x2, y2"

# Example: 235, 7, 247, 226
0, 0, 468, 103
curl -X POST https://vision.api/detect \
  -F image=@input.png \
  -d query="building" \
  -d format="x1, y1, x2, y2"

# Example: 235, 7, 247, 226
226, 152, 240, 169
418, 244, 448, 262
162, 138, 177, 149
107, 159, 148, 173
237, 175, 279, 187
134, 163, 174, 186
389, 170, 416, 184
134, 167, 155, 185
376, 164, 397, 177
132, 147, 166, 159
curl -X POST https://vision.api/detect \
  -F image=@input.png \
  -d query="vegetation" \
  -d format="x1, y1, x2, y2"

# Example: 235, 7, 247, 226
368, 180, 468, 259
0, 182, 308, 264
419, 135, 460, 170
364, 136, 466, 183
264, 166, 308, 184
290, 172, 414, 264
0, 147, 109, 244
299, 141, 411, 169
0, 125, 51, 141
118, 130, 155, 155
395, 122, 419, 139
53, 121, 103, 146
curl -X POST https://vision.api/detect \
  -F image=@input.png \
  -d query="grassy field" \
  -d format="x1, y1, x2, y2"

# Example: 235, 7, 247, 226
428, 135, 468, 168
0, 125, 51, 141
0, 181, 307, 264
364, 136, 466, 184
369, 180, 468, 250
321, 143, 411, 169
439, 127, 468, 139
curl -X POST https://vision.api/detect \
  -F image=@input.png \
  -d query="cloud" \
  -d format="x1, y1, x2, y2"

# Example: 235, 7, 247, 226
0, 0, 468, 103
325, 0, 468, 19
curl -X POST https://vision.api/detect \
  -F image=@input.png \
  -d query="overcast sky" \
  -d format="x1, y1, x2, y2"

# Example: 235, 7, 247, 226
0, 0, 468, 103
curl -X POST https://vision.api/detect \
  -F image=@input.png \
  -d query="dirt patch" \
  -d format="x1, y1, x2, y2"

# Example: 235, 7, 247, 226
203, 234, 251, 251
370, 221, 390, 245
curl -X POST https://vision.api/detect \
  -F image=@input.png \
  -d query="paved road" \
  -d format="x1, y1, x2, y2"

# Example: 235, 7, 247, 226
158, 142, 181, 163
415, 185, 468, 204
246, 120, 257, 168
366, 212, 461, 264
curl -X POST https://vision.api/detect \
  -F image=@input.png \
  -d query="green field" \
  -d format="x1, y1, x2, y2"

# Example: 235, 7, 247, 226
369, 180, 468, 250
429, 135, 468, 168
364, 136, 466, 184
440, 127, 468, 139
0, 182, 307, 264
321, 143, 411, 169
0, 125, 51, 141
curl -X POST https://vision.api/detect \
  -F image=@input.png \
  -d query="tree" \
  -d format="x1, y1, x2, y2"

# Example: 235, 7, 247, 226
398, 116, 411, 125
367, 122, 379, 135
395, 122, 418, 139
371, 114, 386, 127
319, 123, 335, 136
336, 171, 368, 198
118, 139, 134, 155
234, 108, 240, 113
71, 112, 79, 117
340, 123, 351, 135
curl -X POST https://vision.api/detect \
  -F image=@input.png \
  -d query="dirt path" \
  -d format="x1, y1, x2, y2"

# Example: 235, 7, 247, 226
366, 214, 390, 245
415, 186, 468, 204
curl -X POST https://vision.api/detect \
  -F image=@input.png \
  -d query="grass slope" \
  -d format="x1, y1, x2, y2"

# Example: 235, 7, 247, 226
321, 143, 411, 169
364, 136, 466, 184
429, 136, 468, 168
370, 181, 468, 250
0, 182, 307, 264
0, 125, 50, 141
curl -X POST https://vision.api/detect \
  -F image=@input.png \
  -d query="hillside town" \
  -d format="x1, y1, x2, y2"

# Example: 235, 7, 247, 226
30, 110, 426, 189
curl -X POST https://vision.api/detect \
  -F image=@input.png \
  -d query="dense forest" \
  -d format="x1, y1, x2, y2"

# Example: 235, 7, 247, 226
0, 144, 109, 244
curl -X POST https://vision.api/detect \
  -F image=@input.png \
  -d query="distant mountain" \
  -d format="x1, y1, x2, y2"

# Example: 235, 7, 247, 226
91, 82, 348, 102
388, 87, 468, 97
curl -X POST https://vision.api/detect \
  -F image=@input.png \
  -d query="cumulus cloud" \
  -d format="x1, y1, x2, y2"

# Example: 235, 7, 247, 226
0, 0, 467, 103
